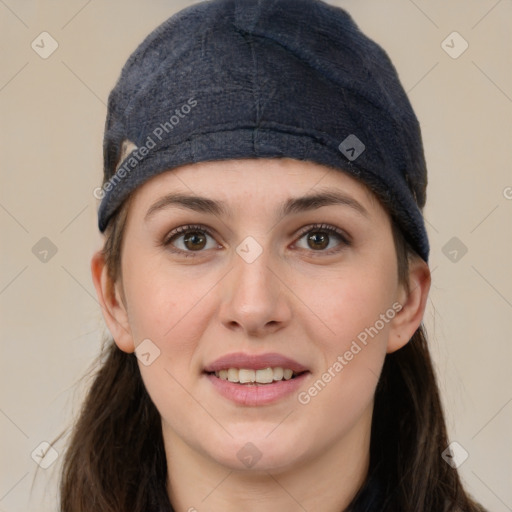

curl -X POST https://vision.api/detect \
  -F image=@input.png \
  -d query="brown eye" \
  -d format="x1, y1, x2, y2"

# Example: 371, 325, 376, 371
164, 225, 218, 255
307, 231, 329, 250
183, 231, 207, 250
295, 224, 351, 254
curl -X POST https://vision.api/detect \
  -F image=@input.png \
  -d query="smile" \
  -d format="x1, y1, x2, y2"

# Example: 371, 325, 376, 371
203, 352, 310, 405
213, 367, 297, 384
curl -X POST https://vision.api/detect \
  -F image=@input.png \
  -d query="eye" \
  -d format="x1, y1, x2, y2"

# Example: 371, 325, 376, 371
162, 223, 350, 257
294, 224, 351, 253
163, 225, 219, 255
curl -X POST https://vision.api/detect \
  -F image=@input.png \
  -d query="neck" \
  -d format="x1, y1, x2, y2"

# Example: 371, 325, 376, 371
164, 406, 372, 512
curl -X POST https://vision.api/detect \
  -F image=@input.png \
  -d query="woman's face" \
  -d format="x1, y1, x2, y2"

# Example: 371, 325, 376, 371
111, 158, 415, 473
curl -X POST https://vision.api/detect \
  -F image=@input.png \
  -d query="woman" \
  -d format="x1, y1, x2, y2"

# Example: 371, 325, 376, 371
59, 0, 488, 510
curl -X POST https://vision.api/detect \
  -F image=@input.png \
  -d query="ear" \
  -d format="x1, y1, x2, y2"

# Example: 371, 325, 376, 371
387, 257, 431, 354
91, 250, 135, 353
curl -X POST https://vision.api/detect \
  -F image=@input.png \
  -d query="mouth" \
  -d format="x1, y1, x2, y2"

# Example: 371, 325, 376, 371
203, 352, 310, 405
205, 367, 308, 385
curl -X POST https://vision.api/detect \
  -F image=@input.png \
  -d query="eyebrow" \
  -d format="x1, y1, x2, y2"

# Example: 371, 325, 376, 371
144, 188, 369, 222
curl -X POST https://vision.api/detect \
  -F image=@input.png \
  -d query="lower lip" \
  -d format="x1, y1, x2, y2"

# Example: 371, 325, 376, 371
205, 372, 309, 406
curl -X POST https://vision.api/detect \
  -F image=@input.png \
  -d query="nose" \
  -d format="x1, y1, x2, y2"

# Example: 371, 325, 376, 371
218, 246, 292, 338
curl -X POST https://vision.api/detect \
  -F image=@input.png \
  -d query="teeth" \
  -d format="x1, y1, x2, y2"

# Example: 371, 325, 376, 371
227, 368, 238, 382
214, 367, 298, 384
239, 369, 255, 383
255, 367, 274, 383
273, 367, 284, 380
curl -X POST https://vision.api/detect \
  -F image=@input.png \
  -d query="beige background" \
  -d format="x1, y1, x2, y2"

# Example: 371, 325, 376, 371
1, 0, 511, 510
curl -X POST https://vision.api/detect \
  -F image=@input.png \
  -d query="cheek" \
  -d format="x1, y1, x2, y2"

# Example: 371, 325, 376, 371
124, 258, 218, 438
298, 277, 393, 442
298, 249, 397, 407
122, 250, 215, 347
312, 255, 398, 352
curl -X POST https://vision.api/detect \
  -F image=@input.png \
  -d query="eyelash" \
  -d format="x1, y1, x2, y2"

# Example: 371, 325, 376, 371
162, 224, 217, 258
162, 223, 351, 258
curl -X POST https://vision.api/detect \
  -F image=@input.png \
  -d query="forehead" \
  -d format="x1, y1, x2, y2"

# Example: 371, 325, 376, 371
130, 158, 378, 210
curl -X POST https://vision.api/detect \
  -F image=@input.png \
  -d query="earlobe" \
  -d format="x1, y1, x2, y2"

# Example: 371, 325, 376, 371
387, 257, 431, 354
90, 250, 135, 353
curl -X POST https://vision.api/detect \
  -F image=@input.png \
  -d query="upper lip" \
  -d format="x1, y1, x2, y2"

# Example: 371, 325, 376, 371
203, 352, 309, 373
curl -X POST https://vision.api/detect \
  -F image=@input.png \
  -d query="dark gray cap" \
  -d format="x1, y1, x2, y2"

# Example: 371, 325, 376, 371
98, 0, 429, 261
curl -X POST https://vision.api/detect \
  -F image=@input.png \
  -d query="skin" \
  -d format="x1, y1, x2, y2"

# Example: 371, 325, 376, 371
92, 158, 430, 512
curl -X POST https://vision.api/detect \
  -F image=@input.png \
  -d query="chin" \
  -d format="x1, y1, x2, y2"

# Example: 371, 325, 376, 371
204, 432, 308, 473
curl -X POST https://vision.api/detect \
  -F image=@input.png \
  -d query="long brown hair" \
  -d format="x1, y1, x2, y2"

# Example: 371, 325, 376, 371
58, 195, 487, 512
